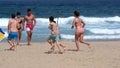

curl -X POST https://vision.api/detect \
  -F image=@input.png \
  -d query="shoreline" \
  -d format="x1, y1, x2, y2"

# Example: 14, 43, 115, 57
1, 39, 120, 43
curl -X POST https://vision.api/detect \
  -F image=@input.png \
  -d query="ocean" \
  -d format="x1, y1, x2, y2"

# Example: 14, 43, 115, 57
0, 1, 120, 42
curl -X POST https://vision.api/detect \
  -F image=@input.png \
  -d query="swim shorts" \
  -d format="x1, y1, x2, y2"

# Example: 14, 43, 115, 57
8, 32, 18, 41
26, 24, 34, 31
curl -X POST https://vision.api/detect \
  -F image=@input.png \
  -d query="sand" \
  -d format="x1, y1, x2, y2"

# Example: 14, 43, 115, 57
0, 41, 120, 68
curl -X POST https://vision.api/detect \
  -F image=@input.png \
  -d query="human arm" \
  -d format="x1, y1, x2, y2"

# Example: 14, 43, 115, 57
81, 19, 86, 28
48, 23, 52, 30
22, 17, 26, 30
16, 21, 19, 30
71, 19, 75, 29
8, 20, 11, 33
33, 15, 36, 27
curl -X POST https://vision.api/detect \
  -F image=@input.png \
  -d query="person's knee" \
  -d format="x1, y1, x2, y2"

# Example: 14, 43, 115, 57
80, 40, 83, 43
75, 39, 78, 42
47, 39, 50, 43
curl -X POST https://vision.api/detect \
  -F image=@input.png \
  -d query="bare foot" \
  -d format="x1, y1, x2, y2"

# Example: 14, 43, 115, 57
87, 44, 91, 49
58, 51, 63, 54
50, 46, 55, 52
12, 47, 15, 51
27, 44, 31, 46
63, 46, 66, 52
9, 46, 15, 51
17, 43, 19, 45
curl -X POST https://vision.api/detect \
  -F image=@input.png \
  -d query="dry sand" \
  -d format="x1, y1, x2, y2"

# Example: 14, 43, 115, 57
0, 41, 120, 68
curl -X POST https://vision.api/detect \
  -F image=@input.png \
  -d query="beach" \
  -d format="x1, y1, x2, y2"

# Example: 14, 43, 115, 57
0, 0, 120, 68
0, 41, 120, 68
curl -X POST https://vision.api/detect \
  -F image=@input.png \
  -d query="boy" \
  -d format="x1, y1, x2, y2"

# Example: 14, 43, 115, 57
8, 14, 19, 50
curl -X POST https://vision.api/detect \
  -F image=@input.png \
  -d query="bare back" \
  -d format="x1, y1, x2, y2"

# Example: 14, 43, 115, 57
8, 19, 18, 32
72, 17, 85, 29
50, 22, 59, 34
74, 18, 83, 28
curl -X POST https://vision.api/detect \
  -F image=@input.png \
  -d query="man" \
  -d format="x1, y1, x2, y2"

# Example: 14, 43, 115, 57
8, 14, 19, 50
23, 9, 36, 45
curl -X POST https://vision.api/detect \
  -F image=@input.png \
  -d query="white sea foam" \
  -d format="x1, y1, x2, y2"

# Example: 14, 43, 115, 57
87, 28, 120, 34
0, 18, 9, 27
1, 16, 120, 40
81, 16, 120, 24
1, 16, 120, 27
4, 32, 8, 38
61, 34, 120, 40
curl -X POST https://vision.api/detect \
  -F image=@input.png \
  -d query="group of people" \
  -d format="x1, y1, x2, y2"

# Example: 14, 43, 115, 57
7, 9, 91, 53
7, 9, 36, 50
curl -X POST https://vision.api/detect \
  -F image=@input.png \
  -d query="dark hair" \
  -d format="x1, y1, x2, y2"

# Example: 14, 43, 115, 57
49, 16, 56, 23
27, 8, 31, 12
49, 16, 54, 21
74, 10, 80, 17
11, 13, 16, 18
16, 12, 21, 15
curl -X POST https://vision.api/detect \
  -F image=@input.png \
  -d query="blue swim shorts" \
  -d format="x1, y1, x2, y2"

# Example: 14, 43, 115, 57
49, 35, 60, 41
8, 32, 18, 41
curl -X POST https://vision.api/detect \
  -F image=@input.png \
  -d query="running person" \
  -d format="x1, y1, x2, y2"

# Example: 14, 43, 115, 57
71, 11, 91, 51
47, 16, 66, 53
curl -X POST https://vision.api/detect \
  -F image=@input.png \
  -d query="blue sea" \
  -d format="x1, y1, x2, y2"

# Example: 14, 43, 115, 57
0, 1, 120, 42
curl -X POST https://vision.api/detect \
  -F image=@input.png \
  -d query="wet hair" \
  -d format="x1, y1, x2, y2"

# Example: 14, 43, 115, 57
16, 12, 21, 15
11, 13, 16, 18
27, 8, 31, 12
74, 10, 80, 17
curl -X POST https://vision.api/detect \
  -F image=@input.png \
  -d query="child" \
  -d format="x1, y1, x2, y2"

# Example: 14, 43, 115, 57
47, 16, 66, 54
7, 14, 19, 50
71, 11, 91, 51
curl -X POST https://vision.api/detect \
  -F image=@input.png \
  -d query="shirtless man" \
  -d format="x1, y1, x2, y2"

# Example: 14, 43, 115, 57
71, 11, 91, 51
23, 9, 36, 45
8, 14, 19, 50
47, 16, 65, 54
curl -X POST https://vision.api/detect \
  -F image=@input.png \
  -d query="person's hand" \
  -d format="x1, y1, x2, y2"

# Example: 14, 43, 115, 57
22, 27, 24, 31
71, 26, 74, 29
22, 28, 24, 31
